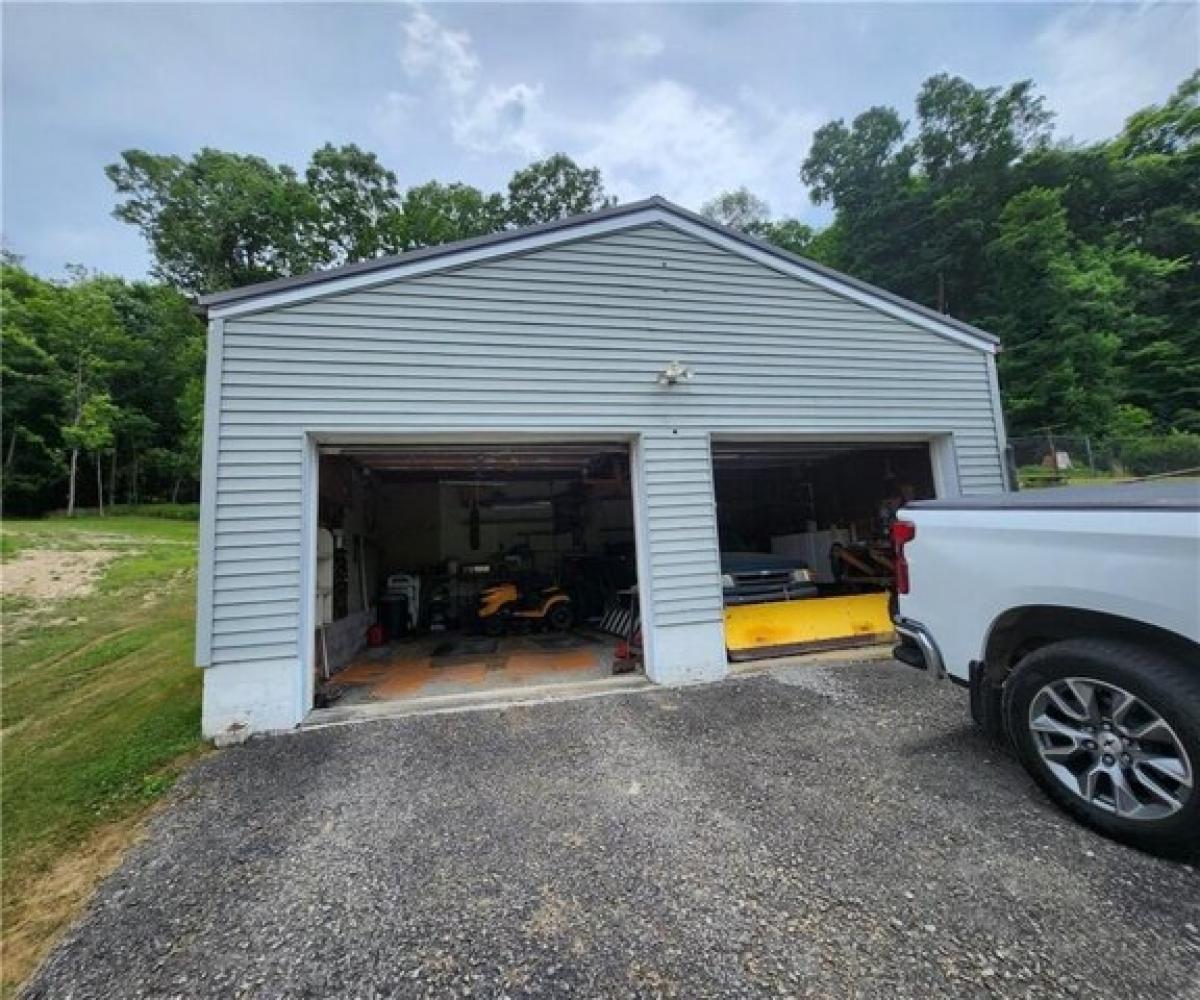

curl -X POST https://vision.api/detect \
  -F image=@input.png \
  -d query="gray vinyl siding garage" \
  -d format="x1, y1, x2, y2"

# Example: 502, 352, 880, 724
197, 198, 1006, 738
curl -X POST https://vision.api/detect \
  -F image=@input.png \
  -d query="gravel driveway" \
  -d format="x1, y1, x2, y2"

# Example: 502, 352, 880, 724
26, 660, 1200, 999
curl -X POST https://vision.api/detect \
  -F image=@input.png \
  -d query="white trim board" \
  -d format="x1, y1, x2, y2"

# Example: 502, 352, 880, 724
194, 317, 224, 667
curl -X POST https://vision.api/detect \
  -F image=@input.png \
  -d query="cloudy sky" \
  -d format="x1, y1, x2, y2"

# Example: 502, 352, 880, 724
3, 1, 1196, 280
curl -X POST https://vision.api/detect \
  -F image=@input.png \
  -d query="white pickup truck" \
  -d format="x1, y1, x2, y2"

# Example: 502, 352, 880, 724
892, 480, 1200, 856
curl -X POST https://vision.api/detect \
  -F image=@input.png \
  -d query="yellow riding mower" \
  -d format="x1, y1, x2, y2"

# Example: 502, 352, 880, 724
476, 580, 575, 636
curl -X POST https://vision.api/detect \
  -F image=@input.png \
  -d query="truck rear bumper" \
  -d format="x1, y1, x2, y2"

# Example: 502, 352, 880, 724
892, 618, 946, 681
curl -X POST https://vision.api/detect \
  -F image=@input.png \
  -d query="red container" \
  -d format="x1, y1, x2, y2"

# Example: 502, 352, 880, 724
366, 623, 385, 647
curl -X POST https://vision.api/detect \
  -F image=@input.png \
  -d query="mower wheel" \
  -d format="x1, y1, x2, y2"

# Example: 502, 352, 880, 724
546, 602, 575, 632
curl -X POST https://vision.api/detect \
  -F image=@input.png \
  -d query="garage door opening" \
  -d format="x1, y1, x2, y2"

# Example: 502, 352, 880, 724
310, 442, 642, 715
711, 440, 936, 662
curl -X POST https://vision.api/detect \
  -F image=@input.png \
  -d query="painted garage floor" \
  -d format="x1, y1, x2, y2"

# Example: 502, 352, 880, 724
319, 632, 623, 707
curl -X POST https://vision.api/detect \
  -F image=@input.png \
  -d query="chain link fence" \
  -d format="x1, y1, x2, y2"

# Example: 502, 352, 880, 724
1009, 433, 1200, 487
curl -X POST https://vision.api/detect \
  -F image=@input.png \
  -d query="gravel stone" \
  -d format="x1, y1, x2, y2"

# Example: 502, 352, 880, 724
23, 661, 1200, 999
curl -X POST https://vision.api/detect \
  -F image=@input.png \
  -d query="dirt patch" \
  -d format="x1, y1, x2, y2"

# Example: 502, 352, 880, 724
1, 550, 119, 601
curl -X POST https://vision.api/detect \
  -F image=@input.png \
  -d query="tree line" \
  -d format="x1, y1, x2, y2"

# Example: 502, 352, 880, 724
709, 72, 1198, 442
3, 73, 1196, 514
2, 153, 614, 514
2, 264, 204, 515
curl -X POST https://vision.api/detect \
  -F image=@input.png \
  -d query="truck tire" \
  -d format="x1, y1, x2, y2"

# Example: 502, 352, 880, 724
1003, 638, 1199, 858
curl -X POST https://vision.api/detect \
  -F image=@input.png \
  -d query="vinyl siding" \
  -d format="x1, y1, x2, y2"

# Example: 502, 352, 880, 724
205, 222, 1004, 667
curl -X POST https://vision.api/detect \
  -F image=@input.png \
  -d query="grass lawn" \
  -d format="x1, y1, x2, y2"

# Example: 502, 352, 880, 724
1, 515, 205, 994
1013, 464, 1143, 490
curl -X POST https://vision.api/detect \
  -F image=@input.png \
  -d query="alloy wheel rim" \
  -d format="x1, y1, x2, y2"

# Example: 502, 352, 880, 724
1028, 677, 1193, 821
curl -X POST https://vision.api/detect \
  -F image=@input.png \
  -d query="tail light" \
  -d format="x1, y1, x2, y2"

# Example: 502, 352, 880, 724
891, 520, 916, 594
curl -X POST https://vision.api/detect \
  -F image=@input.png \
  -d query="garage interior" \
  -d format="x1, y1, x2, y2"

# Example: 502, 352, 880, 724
312, 443, 641, 710
711, 441, 936, 661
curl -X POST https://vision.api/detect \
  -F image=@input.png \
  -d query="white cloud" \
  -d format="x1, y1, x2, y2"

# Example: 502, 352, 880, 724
390, 5, 548, 156
576, 80, 818, 216
399, 6, 479, 98
451, 82, 546, 156
1035, 3, 1197, 142
381, 7, 819, 210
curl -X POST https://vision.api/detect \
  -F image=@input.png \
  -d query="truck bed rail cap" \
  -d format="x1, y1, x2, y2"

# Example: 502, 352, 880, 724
906, 480, 1200, 512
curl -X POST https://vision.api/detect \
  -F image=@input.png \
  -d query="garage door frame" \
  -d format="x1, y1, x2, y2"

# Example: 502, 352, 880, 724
708, 429, 960, 664
299, 429, 652, 716
709, 430, 960, 499
294, 428, 960, 718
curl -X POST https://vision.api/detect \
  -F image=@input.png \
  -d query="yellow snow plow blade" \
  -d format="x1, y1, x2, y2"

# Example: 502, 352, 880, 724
724, 592, 894, 661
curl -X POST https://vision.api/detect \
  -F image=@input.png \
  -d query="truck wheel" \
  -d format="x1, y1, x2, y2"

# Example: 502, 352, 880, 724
1003, 638, 1199, 858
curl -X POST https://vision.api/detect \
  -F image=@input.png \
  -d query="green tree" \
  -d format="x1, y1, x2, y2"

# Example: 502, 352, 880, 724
2, 263, 204, 514
800, 71, 1197, 437
62, 393, 118, 515
1105, 73, 1200, 430
802, 106, 914, 211
917, 76, 1053, 319
702, 189, 816, 256
505, 154, 615, 228
107, 147, 624, 296
398, 181, 507, 248
1, 267, 67, 512
702, 187, 771, 229
801, 78, 1054, 316
173, 374, 206, 502
748, 219, 816, 256
305, 143, 404, 264
95, 279, 205, 501
801, 106, 929, 299
1109, 404, 1157, 439
915, 75, 1052, 183
34, 274, 125, 516
983, 188, 1124, 437
1014, 75, 1198, 431
107, 148, 320, 293
1112, 70, 1199, 158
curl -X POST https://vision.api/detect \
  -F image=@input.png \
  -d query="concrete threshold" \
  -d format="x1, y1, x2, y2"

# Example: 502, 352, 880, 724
301, 672, 654, 731
297, 645, 893, 735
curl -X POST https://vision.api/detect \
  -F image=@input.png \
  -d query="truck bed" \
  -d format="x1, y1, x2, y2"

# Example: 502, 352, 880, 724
906, 479, 1199, 512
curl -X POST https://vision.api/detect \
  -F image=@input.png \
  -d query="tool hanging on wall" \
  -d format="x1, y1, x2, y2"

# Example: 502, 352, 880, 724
357, 535, 370, 613
469, 477, 482, 550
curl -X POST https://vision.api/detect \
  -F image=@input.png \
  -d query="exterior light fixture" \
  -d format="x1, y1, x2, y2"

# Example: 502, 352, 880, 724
656, 360, 695, 386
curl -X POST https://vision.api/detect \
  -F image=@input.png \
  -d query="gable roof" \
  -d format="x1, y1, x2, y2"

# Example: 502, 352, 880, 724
198, 196, 999, 353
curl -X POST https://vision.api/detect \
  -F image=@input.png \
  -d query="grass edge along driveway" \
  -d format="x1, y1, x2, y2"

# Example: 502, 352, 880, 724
1, 515, 205, 996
